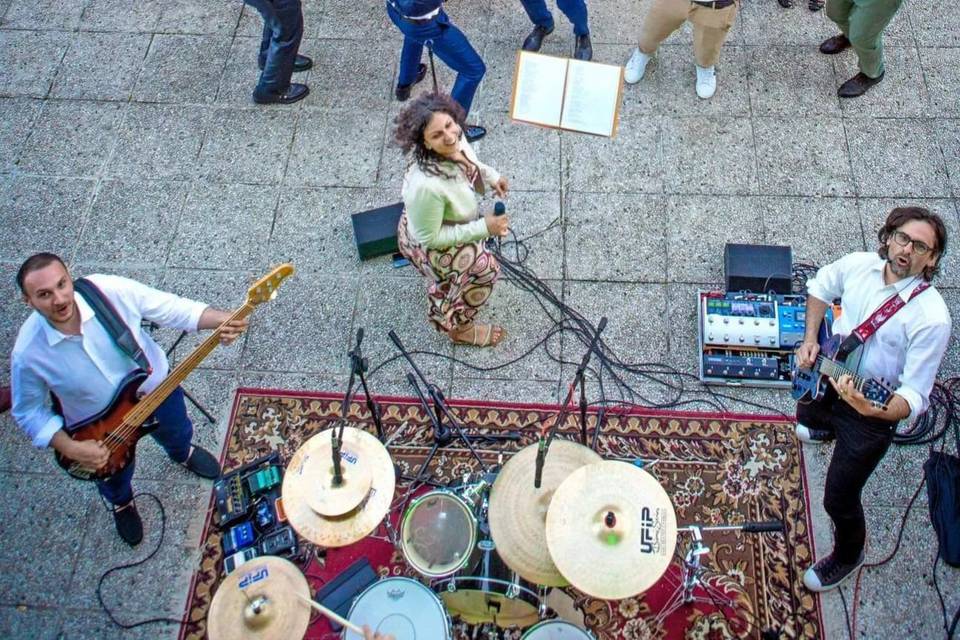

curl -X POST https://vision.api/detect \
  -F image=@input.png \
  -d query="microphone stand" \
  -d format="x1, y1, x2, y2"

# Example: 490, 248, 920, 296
333, 328, 386, 487
534, 317, 607, 488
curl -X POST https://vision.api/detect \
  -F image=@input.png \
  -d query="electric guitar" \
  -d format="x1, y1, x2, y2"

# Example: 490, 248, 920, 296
791, 323, 895, 409
54, 264, 295, 481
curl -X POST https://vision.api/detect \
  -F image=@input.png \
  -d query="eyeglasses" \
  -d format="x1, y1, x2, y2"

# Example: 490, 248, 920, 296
891, 230, 933, 256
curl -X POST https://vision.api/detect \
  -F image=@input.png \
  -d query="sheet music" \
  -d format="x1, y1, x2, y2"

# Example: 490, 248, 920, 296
559, 59, 622, 137
510, 51, 568, 128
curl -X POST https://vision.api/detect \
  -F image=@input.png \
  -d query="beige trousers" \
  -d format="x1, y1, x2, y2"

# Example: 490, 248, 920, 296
638, 0, 738, 68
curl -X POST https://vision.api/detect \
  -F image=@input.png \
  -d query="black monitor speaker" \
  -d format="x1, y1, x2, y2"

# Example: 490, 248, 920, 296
724, 243, 793, 294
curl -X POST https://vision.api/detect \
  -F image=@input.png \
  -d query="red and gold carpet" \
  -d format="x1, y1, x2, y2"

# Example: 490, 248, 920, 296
179, 390, 823, 639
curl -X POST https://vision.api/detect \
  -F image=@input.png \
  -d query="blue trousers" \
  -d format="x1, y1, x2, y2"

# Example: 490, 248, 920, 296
245, 0, 304, 95
520, 0, 590, 35
97, 387, 194, 506
387, 6, 486, 116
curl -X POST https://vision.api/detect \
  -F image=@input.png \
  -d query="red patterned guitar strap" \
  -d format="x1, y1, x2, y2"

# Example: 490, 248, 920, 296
836, 281, 930, 359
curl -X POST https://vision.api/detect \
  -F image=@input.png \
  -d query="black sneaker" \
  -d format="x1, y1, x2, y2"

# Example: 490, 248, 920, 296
795, 422, 835, 444
252, 83, 310, 105
395, 63, 428, 101
113, 501, 143, 547
180, 445, 221, 479
803, 550, 864, 591
522, 24, 554, 52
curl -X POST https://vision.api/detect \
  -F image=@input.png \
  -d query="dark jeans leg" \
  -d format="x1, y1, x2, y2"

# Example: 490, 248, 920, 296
97, 460, 135, 507
557, 0, 590, 34
519, 0, 556, 29
245, 0, 304, 95
397, 36, 425, 86
796, 385, 839, 433
258, 19, 272, 69
822, 406, 894, 563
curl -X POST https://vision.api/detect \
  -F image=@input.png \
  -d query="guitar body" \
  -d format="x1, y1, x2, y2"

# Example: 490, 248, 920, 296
54, 371, 157, 481
791, 326, 841, 404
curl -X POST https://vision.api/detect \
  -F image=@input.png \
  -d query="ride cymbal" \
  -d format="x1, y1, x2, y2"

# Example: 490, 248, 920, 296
488, 439, 602, 586
207, 555, 311, 640
545, 460, 677, 600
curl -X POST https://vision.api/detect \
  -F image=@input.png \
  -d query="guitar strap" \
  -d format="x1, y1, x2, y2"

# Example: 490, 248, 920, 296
74, 278, 152, 374
837, 280, 931, 359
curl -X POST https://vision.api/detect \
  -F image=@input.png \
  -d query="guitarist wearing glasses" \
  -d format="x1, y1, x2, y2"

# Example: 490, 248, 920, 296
10, 253, 249, 546
793, 207, 951, 592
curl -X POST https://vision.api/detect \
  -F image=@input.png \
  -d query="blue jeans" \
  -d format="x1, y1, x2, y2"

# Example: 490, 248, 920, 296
97, 387, 194, 506
520, 0, 590, 35
245, 0, 304, 95
387, 6, 486, 116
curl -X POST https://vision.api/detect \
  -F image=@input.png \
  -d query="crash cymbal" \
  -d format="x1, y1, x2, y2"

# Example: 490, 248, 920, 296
488, 440, 602, 586
207, 555, 311, 640
545, 460, 677, 600
283, 426, 395, 547
299, 437, 373, 517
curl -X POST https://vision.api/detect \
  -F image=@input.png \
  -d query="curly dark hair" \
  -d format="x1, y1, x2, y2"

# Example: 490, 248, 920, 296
393, 92, 466, 178
877, 206, 947, 281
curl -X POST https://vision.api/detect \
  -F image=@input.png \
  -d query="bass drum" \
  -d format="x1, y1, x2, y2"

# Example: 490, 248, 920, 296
344, 577, 451, 639
522, 620, 595, 639
434, 538, 543, 629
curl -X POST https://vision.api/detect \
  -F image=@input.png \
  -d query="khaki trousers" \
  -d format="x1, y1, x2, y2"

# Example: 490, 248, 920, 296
638, 0, 738, 68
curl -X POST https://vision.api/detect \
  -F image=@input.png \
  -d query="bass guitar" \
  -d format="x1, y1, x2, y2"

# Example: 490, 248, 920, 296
790, 324, 895, 409
55, 264, 295, 481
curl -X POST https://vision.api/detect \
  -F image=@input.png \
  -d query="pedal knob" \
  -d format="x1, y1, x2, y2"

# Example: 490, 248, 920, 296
739, 336, 745, 343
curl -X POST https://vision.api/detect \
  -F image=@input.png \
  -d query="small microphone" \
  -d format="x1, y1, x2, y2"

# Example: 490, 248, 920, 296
493, 201, 506, 216
533, 437, 546, 489
356, 327, 364, 344
742, 520, 784, 533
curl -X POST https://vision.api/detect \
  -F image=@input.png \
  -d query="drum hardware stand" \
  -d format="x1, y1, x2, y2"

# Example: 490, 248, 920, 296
332, 328, 386, 485
534, 317, 607, 488
654, 521, 785, 631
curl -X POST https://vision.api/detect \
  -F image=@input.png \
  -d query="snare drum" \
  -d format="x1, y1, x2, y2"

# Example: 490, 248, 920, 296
345, 577, 451, 640
435, 538, 542, 629
522, 620, 595, 639
401, 489, 479, 578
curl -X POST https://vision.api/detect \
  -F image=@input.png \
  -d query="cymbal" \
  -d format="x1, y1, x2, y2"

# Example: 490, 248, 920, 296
207, 555, 311, 640
282, 426, 395, 547
488, 439, 602, 586
545, 460, 677, 600
299, 437, 373, 517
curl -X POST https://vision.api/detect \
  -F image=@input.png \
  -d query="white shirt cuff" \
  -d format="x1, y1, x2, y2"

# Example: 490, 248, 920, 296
187, 303, 209, 332
895, 387, 924, 424
34, 415, 64, 448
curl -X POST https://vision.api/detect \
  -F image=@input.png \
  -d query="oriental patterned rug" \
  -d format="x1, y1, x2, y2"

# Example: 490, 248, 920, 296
179, 390, 823, 639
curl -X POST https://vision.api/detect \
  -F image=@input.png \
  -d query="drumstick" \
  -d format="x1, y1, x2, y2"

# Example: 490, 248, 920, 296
294, 593, 365, 635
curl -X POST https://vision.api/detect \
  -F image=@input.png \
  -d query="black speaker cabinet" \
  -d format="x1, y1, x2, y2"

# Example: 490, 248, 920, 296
724, 243, 793, 294
351, 202, 404, 260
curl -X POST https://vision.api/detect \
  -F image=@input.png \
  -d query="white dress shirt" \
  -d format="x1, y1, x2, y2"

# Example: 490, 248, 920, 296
10, 274, 207, 448
806, 252, 951, 422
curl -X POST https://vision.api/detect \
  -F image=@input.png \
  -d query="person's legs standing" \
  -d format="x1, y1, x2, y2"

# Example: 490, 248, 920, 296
429, 14, 486, 116
556, 0, 589, 35
246, 0, 305, 100
638, 0, 690, 57
846, 0, 903, 78
519, 0, 556, 30
149, 387, 194, 464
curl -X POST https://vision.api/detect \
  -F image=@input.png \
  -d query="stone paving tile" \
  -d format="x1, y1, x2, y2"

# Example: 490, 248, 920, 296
588, 0, 648, 45
449, 377, 562, 405
655, 45, 750, 117
79, 0, 164, 32
0, 176, 95, 261
908, 0, 960, 47
761, 196, 865, 267
937, 118, 960, 198
846, 118, 951, 198
287, 107, 387, 188
920, 47, 960, 117
0, 97, 42, 173
199, 107, 296, 184
17, 100, 123, 176
747, 45, 842, 117
753, 117, 856, 197
737, 0, 838, 46
51, 32, 152, 102
215, 36, 263, 105
238, 0, 323, 39
498, 189, 564, 280
834, 46, 930, 118
474, 111, 562, 192
315, 0, 393, 40
665, 194, 766, 282
565, 191, 668, 282
0, 30, 71, 98
564, 116, 662, 193
0, 605, 61, 640
56, 608, 179, 640
133, 34, 232, 104
661, 116, 758, 195
299, 39, 395, 110
156, 0, 241, 35
2, 0, 86, 30
75, 179, 189, 267
108, 104, 209, 180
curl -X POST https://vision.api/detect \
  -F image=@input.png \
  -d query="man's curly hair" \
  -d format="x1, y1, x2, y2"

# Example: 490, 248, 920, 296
393, 92, 466, 178
877, 206, 947, 281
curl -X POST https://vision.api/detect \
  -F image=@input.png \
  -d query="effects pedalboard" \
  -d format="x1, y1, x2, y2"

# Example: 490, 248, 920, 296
697, 290, 809, 389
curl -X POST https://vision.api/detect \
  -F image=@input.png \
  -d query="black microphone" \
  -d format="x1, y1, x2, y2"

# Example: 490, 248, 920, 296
533, 436, 546, 489
494, 201, 506, 216
356, 327, 364, 345
742, 520, 784, 533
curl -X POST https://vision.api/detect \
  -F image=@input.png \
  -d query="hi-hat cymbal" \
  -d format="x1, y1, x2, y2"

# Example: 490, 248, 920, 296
488, 439, 602, 586
299, 436, 373, 517
283, 426, 395, 547
545, 460, 677, 600
207, 555, 311, 640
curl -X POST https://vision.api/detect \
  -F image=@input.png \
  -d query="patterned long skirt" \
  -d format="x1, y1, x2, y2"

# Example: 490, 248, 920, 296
397, 213, 500, 334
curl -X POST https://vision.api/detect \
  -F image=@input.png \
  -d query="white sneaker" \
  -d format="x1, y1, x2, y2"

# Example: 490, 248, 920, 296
624, 47, 651, 84
695, 65, 717, 99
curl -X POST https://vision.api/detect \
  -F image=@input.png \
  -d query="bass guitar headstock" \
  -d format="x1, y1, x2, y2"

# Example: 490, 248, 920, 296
246, 264, 295, 306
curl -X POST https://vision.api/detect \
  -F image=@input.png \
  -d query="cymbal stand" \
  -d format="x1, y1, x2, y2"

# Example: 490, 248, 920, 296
654, 522, 784, 633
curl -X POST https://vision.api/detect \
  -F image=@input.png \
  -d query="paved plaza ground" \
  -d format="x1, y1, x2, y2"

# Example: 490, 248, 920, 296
0, 0, 958, 637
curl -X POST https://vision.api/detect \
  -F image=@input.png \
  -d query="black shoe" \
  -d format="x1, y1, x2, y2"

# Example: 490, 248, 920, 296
180, 445, 221, 479
252, 83, 310, 104
574, 34, 593, 61
258, 54, 313, 73
464, 125, 486, 142
802, 550, 864, 592
395, 63, 428, 102
819, 34, 851, 54
522, 24, 554, 52
113, 501, 143, 547
838, 71, 884, 98
795, 422, 836, 444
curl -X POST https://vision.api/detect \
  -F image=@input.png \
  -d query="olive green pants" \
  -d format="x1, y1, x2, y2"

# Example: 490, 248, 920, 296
826, 0, 903, 78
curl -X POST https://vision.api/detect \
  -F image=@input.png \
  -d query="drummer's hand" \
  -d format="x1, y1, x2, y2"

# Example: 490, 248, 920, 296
362, 625, 394, 640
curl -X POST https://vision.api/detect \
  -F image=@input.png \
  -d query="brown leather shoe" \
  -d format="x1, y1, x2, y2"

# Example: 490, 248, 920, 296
838, 71, 884, 98
0, 385, 10, 413
819, 34, 851, 54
